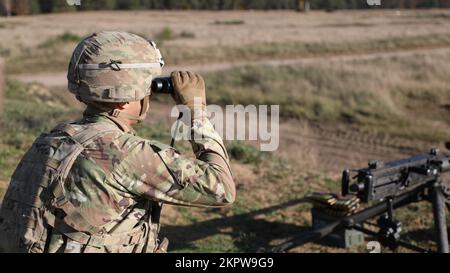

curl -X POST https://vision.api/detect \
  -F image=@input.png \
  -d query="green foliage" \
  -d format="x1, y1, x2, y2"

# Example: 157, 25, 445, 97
155, 27, 174, 45
80, 0, 118, 10
38, 31, 82, 49
179, 31, 196, 38
227, 141, 268, 165
156, 27, 174, 43
213, 19, 245, 25
154, 27, 196, 45
116, 0, 141, 10
58, 32, 82, 42
29, 0, 41, 14
173, 234, 239, 253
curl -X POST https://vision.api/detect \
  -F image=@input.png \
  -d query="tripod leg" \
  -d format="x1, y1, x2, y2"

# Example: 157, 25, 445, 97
431, 184, 449, 253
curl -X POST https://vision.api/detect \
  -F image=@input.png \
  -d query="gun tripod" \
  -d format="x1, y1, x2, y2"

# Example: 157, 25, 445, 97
429, 182, 450, 252
270, 181, 450, 253
352, 181, 450, 253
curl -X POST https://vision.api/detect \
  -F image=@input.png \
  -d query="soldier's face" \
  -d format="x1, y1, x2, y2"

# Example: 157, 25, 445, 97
122, 100, 148, 125
128, 100, 142, 112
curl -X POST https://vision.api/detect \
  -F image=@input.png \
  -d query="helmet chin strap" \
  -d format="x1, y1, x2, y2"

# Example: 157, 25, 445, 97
109, 96, 150, 123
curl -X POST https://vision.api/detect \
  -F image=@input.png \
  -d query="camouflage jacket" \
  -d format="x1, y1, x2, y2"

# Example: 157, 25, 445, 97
0, 111, 235, 253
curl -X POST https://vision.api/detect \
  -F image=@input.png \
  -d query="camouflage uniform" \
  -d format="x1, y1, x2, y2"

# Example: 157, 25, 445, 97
0, 32, 235, 253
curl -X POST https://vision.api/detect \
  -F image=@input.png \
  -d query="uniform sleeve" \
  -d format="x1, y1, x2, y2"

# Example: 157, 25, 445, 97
110, 116, 236, 207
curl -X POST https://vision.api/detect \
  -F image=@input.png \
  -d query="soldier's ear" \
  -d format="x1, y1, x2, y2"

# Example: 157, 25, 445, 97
116, 102, 129, 110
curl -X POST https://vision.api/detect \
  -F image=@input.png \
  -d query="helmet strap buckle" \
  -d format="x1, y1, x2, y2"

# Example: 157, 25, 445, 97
109, 59, 122, 71
111, 109, 121, 117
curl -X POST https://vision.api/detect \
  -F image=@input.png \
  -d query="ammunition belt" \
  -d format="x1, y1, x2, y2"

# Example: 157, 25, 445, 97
306, 192, 360, 217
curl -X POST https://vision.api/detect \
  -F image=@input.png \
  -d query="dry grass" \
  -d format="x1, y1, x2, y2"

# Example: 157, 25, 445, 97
204, 49, 450, 142
2, 10, 450, 73
2, 10, 450, 48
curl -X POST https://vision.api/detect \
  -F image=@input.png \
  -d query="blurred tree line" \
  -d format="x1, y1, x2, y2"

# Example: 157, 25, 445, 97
1, 0, 450, 16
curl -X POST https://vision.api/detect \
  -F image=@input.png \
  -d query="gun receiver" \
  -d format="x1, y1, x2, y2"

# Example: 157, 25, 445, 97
342, 149, 450, 203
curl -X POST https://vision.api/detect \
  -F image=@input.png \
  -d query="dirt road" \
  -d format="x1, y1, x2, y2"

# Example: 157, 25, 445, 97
10, 46, 450, 87
279, 120, 442, 175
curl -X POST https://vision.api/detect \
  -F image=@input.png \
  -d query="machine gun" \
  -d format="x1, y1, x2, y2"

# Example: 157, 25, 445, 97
271, 148, 450, 253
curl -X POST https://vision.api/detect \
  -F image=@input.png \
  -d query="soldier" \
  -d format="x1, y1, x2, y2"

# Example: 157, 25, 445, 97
0, 31, 235, 253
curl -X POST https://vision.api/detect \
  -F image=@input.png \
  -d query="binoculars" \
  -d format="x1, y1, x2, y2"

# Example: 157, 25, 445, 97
151, 77, 173, 94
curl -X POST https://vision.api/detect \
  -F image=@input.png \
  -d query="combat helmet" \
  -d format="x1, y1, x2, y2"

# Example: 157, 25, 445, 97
67, 31, 164, 120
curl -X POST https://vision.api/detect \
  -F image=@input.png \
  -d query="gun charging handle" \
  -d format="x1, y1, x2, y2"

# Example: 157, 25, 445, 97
342, 169, 351, 196
151, 77, 173, 94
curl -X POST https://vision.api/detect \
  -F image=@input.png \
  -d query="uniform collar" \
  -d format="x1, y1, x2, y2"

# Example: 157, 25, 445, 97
103, 115, 136, 135
83, 106, 136, 135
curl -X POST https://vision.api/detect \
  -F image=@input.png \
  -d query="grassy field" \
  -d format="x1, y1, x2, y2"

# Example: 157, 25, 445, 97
204, 49, 450, 142
4, 27, 450, 74
0, 10, 449, 253
2, 10, 450, 73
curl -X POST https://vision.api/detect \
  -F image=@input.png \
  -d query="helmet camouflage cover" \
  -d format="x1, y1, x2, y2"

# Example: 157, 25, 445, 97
67, 31, 164, 103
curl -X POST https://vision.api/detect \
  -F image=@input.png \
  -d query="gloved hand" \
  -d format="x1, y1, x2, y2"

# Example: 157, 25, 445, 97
170, 71, 206, 114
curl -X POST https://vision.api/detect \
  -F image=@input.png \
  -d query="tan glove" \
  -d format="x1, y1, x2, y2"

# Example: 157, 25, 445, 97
170, 71, 206, 114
